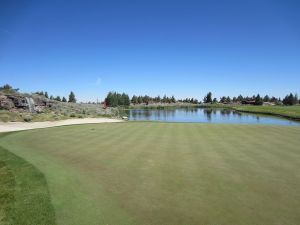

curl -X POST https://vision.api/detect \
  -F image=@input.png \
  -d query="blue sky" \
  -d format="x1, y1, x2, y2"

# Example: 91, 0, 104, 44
0, 0, 299, 102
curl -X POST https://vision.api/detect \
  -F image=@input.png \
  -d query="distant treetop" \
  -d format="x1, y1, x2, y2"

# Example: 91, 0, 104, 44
0, 84, 19, 93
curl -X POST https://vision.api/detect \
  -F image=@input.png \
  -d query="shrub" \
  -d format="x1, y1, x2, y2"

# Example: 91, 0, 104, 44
23, 116, 32, 122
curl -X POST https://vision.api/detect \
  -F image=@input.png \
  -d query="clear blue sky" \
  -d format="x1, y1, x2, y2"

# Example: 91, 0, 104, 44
0, 0, 299, 102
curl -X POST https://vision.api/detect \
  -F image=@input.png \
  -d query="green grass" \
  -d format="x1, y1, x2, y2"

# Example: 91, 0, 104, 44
0, 122, 300, 225
199, 104, 300, 120
234, 105, 300, 120
0, 134, 56, 225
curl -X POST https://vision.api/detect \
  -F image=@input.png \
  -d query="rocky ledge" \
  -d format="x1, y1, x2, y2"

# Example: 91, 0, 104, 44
0, 93, 54, 113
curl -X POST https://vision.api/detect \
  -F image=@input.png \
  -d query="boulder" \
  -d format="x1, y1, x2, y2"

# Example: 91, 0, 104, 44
0, 95, 15, 110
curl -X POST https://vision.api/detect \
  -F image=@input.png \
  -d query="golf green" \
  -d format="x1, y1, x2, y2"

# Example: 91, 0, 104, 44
0, 122, 300, 225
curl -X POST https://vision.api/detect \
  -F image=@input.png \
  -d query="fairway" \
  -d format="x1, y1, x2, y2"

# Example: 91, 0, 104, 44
0, 122, 300, 225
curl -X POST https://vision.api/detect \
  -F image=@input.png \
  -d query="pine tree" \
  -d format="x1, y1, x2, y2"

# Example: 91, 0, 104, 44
171, 95, 176, 103
62, 97, 67, 102
254, 94, 263, 105
220, 96, 226, 103
263, 95, 270, 102
131, 95, 138, 104
283, 93, 298, 105
226, 96, 231, 103
204, 92, 212, 103
237, 95, 243, 102
68, 91, 76, 103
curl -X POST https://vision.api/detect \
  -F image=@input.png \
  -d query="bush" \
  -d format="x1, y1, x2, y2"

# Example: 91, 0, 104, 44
23, 116, 32, 122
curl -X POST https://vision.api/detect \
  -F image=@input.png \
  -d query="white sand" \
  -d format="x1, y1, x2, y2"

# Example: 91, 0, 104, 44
0, 118, 123, 133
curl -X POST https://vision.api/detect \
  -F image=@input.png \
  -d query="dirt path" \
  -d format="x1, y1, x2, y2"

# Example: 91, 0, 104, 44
0, 118, 123, 132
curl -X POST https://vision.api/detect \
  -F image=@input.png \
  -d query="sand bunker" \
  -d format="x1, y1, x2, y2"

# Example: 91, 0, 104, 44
0, 118, 123, 133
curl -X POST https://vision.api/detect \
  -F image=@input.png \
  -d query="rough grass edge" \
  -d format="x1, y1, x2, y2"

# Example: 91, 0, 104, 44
0, 133, 56, 225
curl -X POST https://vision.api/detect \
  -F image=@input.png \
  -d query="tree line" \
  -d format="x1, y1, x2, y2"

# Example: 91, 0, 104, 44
203, 92, 299, 106
131, 95, 176, 104
35, 91, 76, 103
105, 91, 130, 107
107, 91, 299, 107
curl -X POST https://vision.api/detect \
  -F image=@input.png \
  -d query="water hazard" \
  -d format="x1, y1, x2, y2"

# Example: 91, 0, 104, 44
128, 108, 300, 126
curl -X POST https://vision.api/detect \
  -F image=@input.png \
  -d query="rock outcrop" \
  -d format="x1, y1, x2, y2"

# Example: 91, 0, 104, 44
0, 93, 54, 113
0, 95, 14, 110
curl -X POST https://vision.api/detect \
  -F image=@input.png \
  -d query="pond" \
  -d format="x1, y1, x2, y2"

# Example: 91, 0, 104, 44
128, 108, 300, 126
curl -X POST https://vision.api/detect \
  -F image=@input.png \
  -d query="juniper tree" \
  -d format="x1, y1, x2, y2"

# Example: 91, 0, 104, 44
68, 91, 76, 103
204, 92, 212, 103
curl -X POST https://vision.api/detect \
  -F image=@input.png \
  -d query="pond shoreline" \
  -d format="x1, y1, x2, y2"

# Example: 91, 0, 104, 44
233, 109, 300, 121
128, 104, 300, 122
127, 107, 300, 126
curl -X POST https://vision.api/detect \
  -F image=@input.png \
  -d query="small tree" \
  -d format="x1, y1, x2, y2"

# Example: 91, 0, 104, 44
283, 93, 298, 105
68, 91, 76, 103
254, 94, 263, 105
226, 96, 231, 103
294, 94, 298, 105
45, 92, 49, 98
55, 96, 61, 101
263, 95, 270, 102
171, 95, 176, 103
156, 95, 161, 103
237, 95, 243, 102
137, 96, 143, 104
220, 96, 226, 103
121, 93, 130, 106
203, 92, 212, 103
62, 97, 67, 102
131, 95, 138, 104
162, 95, 167, 103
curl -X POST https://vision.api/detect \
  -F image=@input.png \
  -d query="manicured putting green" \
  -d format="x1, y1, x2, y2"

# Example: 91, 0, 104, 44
0, 122, 300, 225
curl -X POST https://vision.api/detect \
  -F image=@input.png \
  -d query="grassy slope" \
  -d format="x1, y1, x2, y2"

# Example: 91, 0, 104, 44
0, 134, 56, 225
234, 105, 300, 120
0, 123, 300, 225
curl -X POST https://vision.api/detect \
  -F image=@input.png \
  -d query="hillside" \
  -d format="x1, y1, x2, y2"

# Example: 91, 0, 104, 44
0, 91, 121, 122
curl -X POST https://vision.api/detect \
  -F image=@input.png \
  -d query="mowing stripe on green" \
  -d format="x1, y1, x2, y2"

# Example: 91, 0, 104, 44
0, 122, 299, 225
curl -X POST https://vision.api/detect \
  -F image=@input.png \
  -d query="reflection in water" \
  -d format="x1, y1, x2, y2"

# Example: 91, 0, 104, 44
128, 108, 300, 126
203, 109, 212, 121
220, 109, 231, 116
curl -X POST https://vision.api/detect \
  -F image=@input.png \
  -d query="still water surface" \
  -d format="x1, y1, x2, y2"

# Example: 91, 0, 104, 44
128, 108, 300, 126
